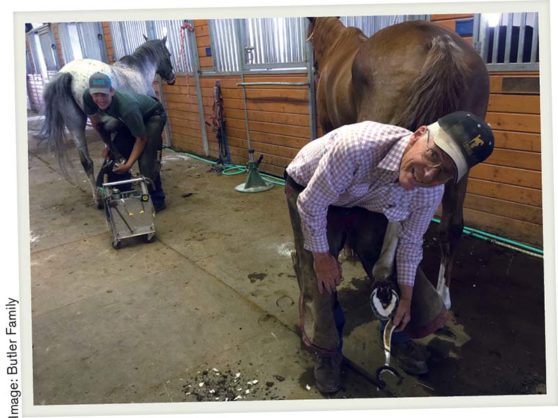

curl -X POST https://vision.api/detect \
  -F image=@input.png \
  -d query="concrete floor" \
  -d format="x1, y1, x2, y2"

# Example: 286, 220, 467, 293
26, 115, 547, 408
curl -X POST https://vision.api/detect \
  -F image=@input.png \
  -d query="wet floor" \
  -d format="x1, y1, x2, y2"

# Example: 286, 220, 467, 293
25, 115, 547, 409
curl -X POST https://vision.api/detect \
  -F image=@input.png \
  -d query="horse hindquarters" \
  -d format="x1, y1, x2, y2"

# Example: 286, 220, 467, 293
41, 72, 100, 206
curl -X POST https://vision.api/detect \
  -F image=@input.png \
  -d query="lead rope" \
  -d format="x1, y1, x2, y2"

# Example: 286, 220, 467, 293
179, 20, 195, 89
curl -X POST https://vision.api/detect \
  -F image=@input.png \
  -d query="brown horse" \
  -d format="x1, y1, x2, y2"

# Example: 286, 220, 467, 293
307, 17, 490, 308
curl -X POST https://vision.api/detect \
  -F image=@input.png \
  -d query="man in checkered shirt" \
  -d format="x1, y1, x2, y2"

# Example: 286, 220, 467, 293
285, 111, 494, 394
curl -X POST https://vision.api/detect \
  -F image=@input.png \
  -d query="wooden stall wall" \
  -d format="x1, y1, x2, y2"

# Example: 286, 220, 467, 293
162, 19, 311, 177
112, 15, 541, 247
431, 14, 542, 247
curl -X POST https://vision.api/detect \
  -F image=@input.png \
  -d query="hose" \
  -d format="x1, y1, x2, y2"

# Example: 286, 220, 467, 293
163, 146, 541, 257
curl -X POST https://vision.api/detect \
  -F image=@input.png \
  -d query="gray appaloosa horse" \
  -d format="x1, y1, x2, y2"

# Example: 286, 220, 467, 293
39, 36, 176, 208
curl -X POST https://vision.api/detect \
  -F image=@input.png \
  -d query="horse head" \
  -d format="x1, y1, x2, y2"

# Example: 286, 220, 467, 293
306, 17, 357, 71
156, 37, 176, 85
142, 35, 176, 86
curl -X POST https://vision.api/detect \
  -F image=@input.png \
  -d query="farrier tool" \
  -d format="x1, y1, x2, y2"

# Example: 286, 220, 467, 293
375, 318, 403, 389
369, 280, 403, 388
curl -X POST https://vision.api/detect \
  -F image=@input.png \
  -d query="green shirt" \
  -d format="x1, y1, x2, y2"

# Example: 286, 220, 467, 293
83, 89, 163, 138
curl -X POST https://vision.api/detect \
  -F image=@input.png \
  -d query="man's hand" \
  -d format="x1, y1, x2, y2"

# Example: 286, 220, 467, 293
392, 284, 413, 331
113, 161, 131, 174
312, 252, 342, 295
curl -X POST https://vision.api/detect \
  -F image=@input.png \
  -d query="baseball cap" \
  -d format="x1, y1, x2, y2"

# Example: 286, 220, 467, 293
89, 72, 112, 94
428, 111, 495, 183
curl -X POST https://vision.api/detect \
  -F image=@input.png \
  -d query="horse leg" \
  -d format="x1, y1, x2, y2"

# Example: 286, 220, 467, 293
371, 221, 401, 281
70, 127, 102, 208
437, 174, 469, 309
64, 111, 102, 208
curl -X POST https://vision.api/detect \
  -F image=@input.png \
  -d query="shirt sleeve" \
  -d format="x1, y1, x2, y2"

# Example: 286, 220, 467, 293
297, 129, 363, 253
396, 186, 444, 287
121, 106, 147, 138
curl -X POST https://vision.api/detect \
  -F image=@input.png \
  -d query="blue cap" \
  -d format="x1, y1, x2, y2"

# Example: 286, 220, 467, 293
89, 72, 112, 94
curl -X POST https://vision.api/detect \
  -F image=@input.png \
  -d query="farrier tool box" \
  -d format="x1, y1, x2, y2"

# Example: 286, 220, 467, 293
101, 176, 156, 249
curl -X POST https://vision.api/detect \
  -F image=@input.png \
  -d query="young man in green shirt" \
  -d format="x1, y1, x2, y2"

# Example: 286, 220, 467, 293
84, 72, 167, 212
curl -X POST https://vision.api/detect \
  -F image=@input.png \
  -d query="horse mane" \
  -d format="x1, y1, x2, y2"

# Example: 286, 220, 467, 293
393, 33, 472, 130
115, 39, 166, 73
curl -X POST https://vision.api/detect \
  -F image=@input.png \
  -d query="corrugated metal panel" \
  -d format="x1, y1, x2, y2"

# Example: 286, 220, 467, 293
152, 19, 194, 74
209, 19, 240, 72
58, 23, 75, 63
78, 22, 105, 61
243, 17, 306, 68
109, 21, 149, 59
38, 30, 58, 70
475, 12, 539, 71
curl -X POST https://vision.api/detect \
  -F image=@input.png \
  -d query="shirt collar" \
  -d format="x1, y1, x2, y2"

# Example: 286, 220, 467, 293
377, 133, 412, 172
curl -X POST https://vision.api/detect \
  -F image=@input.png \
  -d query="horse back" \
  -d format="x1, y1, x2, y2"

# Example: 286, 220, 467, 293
352, 20, 489, 129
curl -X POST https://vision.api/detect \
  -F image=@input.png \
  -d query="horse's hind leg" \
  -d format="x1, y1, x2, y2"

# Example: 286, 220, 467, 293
65, 112, 102, 208
437, 175, 469, 309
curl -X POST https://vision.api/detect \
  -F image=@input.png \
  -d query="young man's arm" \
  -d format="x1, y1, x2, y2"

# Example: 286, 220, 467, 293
113, 135, 147, 173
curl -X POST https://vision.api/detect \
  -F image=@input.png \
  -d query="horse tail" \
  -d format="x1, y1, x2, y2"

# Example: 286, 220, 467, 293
394, 34, 472, 131
38, 72, 78, 176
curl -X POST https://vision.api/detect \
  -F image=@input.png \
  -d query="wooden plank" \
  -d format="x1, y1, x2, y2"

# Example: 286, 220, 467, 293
493, 130, 540, 152
171, 125, 202, 137
463, 207, 542, 248
197, 35, 210, 48
432, 20, 455, 31
486, 112, 540, 133
464, 193, 542, 224
219, 87, 309, 101
226, 128, 309, 150
166, 102, 199, 113
467, 178, 542, 207
488, 94, 540, 114
169, 112, 202, 126
194, 24, 209, 37
164, 93, 198, 105
225, 108, 309, 127
487, 148, 541, 171
166, 107, 200, 120
469, 163, 541, 189
199, 56, 213, 68
431, 14, 473, 20
226, 118, 311, 138
490, 74, 539, 94
222, 97, 310, 114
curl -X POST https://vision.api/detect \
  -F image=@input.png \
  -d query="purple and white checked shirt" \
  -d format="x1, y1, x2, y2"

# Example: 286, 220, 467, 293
286, 121, 444, 287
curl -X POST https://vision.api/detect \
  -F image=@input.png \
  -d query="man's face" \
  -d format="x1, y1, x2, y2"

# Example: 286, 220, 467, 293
399, 126, 456, 190
91, 90, 114, 110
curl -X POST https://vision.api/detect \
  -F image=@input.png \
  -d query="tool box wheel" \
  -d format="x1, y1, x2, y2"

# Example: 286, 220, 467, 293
143, 233, 156, 243
112, 239, 122, 249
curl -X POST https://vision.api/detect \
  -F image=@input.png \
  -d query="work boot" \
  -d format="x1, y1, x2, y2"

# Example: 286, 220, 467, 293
391, 339, 430, 375
314, 351, 343, 394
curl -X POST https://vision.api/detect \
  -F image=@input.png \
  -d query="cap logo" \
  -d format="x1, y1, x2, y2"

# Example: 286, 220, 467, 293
468, 135, 484, 150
